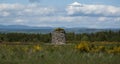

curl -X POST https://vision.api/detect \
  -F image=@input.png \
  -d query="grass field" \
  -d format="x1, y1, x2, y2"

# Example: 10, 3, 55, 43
0, 42, 120, 64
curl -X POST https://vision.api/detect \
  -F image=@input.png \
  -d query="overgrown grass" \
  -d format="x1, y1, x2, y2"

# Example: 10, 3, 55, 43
0, 42, 120, 64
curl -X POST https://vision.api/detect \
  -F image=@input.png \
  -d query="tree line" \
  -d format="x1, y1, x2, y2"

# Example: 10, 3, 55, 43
0, 30, 120, 43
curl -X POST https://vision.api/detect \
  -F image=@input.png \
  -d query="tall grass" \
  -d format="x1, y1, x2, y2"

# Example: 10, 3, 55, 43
0, 42, 120, 64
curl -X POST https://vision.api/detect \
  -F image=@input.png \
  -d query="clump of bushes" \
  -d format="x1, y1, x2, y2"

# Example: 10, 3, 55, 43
107, 46, 120, 54
75, 41, 120, 54
75, 41, 90, 52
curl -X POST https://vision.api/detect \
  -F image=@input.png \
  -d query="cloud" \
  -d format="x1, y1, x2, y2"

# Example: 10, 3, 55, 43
0, 3, 56, 17
98, 17, 107, 21
114, 18, 120, 22
0, 3, 120, 28
0, 11, 10, 17
0, 3, 57, 26
66, 2, 120, 17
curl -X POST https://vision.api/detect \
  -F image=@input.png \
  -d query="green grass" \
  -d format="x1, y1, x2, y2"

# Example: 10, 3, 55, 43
0, 44, 120, 64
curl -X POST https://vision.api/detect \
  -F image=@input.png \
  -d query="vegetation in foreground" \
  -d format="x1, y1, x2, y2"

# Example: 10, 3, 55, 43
0, 41, 120, 64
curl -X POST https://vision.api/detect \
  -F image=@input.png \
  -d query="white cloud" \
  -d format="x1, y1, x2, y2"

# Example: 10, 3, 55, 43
114, 18, 120, 22
15, 19, 24, 23
0, 3, 120, 28
2, 11, 10, 17
66, 2, 120, 17
98, 17, 107, 21
0, 3, 56, 17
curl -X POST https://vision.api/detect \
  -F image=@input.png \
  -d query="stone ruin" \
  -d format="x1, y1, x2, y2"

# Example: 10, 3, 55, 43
52, 28, 66, 45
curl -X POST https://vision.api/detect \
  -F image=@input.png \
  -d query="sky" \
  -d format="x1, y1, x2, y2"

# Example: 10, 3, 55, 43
0, 0, 120, 28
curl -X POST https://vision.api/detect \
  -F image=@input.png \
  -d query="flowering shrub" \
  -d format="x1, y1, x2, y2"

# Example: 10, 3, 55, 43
75, 41, 90, 52
107, 46, 120, 54
91, 46, 105, 53
75, 41, 120, 54
32, 45, 42, 52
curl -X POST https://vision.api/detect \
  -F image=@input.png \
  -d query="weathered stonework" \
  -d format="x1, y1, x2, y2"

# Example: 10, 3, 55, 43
52, 28, 66, 45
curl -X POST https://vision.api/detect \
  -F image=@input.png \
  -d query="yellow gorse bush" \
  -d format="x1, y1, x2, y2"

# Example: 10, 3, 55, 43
75, 41, 120, 54
107, 46, 120, 54
32, 45, 42, 52
91, 46, 105, 53
75, 41, 90, 52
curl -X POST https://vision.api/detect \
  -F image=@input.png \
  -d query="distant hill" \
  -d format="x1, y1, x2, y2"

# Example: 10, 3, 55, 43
0, 25, 120, 34
0, 25, 53, 33
0, 25, 52, 29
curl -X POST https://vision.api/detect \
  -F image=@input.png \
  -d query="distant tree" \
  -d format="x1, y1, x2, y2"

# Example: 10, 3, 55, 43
66, 32, 75, 42
81, 34, 90, 41
0, 30, 120, 43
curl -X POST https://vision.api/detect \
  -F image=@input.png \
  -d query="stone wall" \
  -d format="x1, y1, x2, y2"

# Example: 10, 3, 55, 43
52, 28, 66, 45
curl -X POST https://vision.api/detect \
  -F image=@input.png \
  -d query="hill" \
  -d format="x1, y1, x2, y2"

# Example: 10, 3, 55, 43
0, 25, 120, 33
